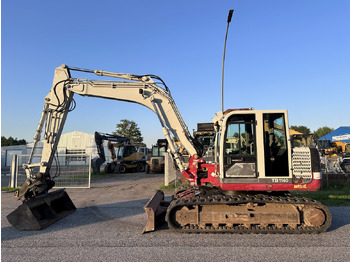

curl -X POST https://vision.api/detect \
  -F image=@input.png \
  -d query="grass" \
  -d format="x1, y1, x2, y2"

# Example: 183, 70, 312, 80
158, 183, 189, 191
1, 186, 19, 192
292, 186, 350, 206
158, 183, 350, 206
91, 171, 115, 178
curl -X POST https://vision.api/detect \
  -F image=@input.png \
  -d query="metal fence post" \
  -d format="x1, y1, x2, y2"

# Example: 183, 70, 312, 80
325, 158, 329, 187
10, 154, 18, 188
88, 154, 91, 188
165, 152, 177, 186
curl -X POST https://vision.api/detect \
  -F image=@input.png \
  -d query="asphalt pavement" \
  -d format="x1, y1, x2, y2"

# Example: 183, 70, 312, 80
2, 173, 350, 262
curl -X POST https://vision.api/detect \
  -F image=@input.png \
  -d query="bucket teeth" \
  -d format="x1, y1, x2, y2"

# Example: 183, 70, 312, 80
7, 189, 76, 230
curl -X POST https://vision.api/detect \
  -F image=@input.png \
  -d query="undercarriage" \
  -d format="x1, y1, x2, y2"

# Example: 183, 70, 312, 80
164, 187, 332, 234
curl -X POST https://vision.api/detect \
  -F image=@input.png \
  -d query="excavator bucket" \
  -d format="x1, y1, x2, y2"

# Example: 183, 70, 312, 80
7, 189, 76, 230
142, 190, 169, 234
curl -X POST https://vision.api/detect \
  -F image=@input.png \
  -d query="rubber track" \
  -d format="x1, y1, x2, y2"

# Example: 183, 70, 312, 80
165, 194, 332, 234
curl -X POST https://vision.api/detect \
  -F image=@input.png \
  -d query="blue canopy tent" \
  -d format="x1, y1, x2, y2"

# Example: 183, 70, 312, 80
319, 126, 350, 143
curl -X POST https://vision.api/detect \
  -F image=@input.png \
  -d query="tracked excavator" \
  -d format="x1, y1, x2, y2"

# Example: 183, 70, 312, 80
7, 64, 332, 233
93, 131, 147, 174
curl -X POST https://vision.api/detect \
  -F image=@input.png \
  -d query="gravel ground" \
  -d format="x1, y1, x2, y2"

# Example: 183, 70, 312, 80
2, 173, 350, 262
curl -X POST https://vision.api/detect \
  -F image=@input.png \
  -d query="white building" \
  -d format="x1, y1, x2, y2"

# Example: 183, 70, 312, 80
2, 131, 101, 168
1, 145, 27, 167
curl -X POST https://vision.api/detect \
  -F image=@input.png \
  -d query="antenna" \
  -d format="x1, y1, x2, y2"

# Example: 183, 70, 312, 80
221, 9, 234, 114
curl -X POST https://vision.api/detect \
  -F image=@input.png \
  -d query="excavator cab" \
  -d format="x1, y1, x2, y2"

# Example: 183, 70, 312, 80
220, 110, 291, 181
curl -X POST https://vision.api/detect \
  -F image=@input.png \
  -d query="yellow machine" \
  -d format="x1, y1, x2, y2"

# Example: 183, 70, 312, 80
318, 140, 345, 157
345, 143, 350, 157
93, 131, 148, 174
290, 130, 315, 148
145, 139, 168, 173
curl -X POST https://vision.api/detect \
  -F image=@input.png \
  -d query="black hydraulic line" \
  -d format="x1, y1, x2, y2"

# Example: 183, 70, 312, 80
67, 66, 95, 74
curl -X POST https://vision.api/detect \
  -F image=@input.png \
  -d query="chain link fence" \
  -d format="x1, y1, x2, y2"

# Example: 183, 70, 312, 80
12, 154, 91, 188
322, 173, 350, 188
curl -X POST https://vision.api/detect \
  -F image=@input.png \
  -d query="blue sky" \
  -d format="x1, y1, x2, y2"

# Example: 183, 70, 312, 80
2, 0, 350, 147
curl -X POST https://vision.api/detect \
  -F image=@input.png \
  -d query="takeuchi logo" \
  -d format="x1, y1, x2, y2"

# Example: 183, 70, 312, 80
294, 184, 307, 189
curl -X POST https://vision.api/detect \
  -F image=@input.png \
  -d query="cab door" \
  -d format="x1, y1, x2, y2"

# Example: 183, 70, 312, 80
263, 113, 289, 177
223, 114, 257, 178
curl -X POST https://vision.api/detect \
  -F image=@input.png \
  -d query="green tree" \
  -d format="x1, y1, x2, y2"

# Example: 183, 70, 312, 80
290, 125, 311, 134
1, 136, 27, 146
313, 126, 334, 140
113, 119, 143, 144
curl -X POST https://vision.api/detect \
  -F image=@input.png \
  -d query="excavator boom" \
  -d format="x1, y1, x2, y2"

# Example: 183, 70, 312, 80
7, 64, 200, 231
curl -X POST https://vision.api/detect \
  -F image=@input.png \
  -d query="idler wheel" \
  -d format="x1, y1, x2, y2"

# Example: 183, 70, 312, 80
303, 207, 326, 227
